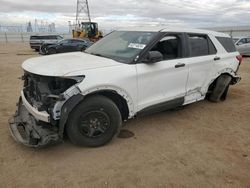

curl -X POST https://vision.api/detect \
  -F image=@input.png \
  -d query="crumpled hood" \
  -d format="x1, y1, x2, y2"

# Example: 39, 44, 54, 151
22, 52, 121, 77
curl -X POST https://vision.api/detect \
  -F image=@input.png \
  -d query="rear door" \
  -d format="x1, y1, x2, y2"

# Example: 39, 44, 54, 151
70, 40, 82, 51
184, 33, 217, 102
57, 39, 72, 53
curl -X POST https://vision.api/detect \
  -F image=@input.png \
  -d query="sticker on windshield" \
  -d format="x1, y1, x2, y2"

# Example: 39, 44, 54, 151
128, 43, 146, 49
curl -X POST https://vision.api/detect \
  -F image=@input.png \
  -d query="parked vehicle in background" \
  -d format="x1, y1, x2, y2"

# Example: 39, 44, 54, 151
40, 38, 93, 55
234, 37, 250, 56
29, 35, 63, 51
10, 27, 242, 148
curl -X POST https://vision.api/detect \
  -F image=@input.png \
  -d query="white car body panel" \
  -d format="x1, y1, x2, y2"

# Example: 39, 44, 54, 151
77, 64, 138, 117
136, 59, 188, 111
22, 52, 121, 77
184, 55, 215, 101
21, 91, 50, 122
21, 28, 240, 122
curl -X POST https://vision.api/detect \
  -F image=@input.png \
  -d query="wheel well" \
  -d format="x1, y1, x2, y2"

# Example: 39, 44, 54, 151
86, 90, 130, 121
208, 73, 233, 93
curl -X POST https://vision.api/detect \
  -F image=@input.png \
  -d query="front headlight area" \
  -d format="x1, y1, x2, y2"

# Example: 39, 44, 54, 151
22, 72, 85, 123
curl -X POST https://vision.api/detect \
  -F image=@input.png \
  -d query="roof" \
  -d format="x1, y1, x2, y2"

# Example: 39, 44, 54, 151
30, 34, 62, 37
120, 26, 229, 37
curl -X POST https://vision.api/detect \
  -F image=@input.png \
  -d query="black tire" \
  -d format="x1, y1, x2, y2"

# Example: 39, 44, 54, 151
209, 75, 232, 102
48, 48, 57, 55
66, 95, 122, 147
80, 46, 86, 52
40, 44, 48, 55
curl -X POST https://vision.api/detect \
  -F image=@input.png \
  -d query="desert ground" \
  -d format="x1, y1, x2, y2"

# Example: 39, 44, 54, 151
0, 43, 250, 188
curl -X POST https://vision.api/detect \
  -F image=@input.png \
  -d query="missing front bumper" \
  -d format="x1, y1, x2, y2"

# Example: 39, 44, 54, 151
9, 99, 61, 148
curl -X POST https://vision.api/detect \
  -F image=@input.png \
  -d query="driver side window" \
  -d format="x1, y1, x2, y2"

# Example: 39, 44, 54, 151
150, 35, 181, 60
60, 39, 71, 45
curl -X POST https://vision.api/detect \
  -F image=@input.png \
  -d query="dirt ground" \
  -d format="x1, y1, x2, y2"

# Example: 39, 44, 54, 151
0, 43, 250, 188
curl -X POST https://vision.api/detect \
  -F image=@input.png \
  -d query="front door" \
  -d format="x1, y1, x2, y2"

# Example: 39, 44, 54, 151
136, 33, 189, 112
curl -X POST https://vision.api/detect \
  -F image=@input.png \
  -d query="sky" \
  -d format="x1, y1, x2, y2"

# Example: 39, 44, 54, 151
0, 0, 250, 32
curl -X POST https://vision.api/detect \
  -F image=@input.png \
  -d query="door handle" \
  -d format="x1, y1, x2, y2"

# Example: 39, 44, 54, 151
214, 56, 221, 61
175, 63, 186, 68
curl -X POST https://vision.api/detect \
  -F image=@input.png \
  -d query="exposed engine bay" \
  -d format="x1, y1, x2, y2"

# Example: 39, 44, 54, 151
22, 72, 77, 113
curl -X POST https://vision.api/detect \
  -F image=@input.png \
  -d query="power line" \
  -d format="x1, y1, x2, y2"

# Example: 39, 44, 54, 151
76, 0, 91, 25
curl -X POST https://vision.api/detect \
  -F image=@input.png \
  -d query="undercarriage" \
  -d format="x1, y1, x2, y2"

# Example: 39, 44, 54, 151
9, 99, 61, 147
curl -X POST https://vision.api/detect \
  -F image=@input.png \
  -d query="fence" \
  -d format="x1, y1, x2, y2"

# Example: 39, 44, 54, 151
1, 28, 250, 43
208, 26, 250, 37
0, 32, 71, 43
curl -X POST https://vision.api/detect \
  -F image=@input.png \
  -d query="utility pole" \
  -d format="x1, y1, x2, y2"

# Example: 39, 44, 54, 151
68, 21, 72, 33
27, 21, 33, 32
75, 0, 91, 26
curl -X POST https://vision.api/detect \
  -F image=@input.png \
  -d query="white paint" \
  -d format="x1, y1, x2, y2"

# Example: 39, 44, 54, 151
22, 52, 122, 76
20, 27, 241, 123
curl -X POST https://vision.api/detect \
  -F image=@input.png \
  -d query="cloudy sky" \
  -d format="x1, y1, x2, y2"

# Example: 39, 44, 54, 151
0, 0, 250, 32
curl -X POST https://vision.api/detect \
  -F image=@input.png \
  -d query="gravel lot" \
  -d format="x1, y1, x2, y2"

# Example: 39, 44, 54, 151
0, 43, 250, 188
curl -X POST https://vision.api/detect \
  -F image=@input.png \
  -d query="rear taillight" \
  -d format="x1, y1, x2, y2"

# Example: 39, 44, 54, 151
236, 55, 243, 65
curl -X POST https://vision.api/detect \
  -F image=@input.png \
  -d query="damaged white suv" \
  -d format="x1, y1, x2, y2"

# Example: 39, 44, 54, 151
9, 27, 242, 148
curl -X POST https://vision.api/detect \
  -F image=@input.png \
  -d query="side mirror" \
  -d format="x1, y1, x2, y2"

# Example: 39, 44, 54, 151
237, 42, 243, 46
144, 51, 163, 63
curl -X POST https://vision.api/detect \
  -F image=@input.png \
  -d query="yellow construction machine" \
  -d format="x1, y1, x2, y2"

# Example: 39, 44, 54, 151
73, 22, 103, 42
72, 0, 103, 42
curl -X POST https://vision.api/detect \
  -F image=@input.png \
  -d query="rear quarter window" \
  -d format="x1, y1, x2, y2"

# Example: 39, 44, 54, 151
216, 37, 236, 53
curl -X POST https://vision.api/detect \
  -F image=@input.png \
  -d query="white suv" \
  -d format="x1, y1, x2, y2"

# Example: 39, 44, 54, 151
9, 27, 242, 148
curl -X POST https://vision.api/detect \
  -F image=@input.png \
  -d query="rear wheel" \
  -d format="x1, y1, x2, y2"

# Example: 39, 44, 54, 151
66, 95, 122, 147
209, 75, 232, 102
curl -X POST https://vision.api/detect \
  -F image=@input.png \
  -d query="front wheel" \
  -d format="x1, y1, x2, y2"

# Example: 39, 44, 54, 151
80, 46, 86, 52
66, 95, 122, 147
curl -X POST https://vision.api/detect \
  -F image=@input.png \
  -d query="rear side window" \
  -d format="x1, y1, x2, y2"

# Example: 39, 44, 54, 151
44, 35, 57, 40
216, 37, 236, 53
57, 36, 63, 40
188, 34, 217, 57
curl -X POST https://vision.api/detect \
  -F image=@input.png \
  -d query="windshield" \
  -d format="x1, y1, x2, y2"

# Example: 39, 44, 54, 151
85, 31, 157, 63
